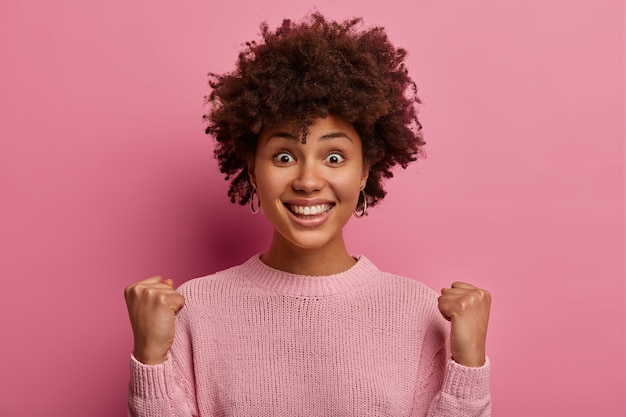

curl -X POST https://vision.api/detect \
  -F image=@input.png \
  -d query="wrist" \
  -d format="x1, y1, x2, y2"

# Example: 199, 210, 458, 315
451, 349, 486, 367
133, 343, 169, 365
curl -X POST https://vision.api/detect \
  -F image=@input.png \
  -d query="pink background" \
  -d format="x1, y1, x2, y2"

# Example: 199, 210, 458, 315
0, 1, 623, 416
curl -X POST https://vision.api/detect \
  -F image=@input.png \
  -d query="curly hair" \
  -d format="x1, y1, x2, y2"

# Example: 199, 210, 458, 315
204, 12, 425, 210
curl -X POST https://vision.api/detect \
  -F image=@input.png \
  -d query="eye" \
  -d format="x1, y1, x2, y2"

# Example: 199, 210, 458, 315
325, 152, 345, 164
274, 152, 295, 164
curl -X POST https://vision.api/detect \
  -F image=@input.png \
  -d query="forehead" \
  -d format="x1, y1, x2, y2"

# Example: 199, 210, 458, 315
260, 115, 361, 144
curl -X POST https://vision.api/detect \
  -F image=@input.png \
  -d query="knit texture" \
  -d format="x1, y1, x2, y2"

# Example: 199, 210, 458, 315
128, 255, 491, 417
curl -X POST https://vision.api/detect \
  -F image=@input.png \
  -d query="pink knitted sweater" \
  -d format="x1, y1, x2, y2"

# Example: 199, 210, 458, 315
128, 255, 491, 416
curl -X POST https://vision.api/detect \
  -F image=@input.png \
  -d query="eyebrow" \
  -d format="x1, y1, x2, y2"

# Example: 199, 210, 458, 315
267, 131, 353, 143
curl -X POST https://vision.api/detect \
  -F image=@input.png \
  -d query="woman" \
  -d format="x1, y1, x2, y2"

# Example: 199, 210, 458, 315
125, 13, 491, 417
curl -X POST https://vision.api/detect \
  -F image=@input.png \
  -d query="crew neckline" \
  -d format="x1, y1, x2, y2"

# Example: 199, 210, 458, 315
239, 254, 380, 298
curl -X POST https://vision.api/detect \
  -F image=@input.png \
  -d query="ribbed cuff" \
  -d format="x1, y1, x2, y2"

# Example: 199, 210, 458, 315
442, 357, 491, 400
129, 353, 177, 399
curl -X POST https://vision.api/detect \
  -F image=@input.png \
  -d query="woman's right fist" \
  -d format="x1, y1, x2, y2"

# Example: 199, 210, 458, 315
124, 277, 185, 365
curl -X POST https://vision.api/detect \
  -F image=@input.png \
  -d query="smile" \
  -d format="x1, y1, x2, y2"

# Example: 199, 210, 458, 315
286, 203, 333, 216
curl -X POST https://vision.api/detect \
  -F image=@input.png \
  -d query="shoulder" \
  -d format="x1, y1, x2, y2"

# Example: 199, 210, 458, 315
175, 259, 253, 305
357, 256, 442, 314
356, 258, 448, 344
383, 272, 440, 312
361, 256, 439, 300
378, 269, 439, 297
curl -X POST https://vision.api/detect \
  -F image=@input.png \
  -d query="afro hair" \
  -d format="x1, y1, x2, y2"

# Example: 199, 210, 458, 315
204, 12, 425, 211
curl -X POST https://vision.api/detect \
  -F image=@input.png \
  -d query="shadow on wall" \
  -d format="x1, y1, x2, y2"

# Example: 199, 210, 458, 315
205, 204, 271, 273
164, 175, 272, 282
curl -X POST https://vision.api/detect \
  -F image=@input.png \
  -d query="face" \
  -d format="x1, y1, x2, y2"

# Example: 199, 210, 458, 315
250, 115, 369, 253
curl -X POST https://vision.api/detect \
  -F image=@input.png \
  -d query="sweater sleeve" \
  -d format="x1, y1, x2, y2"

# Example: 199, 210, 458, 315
412, 297, 491, 417
127, 303, 199, 417
429, 358, 491, 416
127, 354, 195, 417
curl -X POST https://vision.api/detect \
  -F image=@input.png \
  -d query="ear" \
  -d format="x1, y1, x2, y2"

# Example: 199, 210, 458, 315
360, 163, 370, 190
247, 156, 256, 186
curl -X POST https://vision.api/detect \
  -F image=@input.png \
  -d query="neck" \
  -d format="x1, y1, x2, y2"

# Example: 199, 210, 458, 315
261, 232, 356, 276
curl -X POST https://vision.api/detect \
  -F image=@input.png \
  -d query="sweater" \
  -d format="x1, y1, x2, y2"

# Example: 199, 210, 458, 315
128, 255, 491, 417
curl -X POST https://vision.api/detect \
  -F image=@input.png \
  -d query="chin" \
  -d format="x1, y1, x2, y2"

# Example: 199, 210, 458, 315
278, 229, 344, 253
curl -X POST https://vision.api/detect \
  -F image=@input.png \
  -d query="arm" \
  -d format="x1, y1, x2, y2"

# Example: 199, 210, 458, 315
125, 277, 197, 417
427, 357, 491, 417
413, 283, 492, 417
127, 353, 196, 417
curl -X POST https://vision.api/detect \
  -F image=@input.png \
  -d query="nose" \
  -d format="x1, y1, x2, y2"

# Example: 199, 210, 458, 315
292, 161, 325, 193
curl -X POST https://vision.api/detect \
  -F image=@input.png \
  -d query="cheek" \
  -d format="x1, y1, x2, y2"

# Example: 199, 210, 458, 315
255, 168, 288, 198
334, 172, 365, 198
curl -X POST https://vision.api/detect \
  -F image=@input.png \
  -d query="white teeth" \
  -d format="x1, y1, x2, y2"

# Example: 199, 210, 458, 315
289, 204, 330, 216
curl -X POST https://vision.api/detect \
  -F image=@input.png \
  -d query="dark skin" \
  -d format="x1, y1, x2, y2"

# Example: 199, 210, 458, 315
124, 116, 491, 367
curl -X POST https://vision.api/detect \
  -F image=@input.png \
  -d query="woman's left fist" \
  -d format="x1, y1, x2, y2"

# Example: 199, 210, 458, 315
438, 282, 491, 367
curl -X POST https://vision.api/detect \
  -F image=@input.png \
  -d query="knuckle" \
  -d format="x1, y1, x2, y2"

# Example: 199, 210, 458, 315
465, 288, 481, 300
144, 286, 161, 296
474, 288, 491, 302
125, 283, 143, 298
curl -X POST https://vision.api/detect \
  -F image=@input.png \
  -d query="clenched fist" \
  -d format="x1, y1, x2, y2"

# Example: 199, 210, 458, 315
438, 282, 491, 368
124, 277, 185, 365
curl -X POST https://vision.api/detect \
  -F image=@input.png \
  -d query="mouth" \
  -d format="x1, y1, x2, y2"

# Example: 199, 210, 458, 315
285, 203, 334, 217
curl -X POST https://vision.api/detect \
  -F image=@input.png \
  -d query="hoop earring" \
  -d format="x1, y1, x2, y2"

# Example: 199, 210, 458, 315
250, 184, 261, 215
353, 190, 367, 218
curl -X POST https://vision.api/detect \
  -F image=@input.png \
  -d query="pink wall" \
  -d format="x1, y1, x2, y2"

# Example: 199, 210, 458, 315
0, 1, 623, 416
